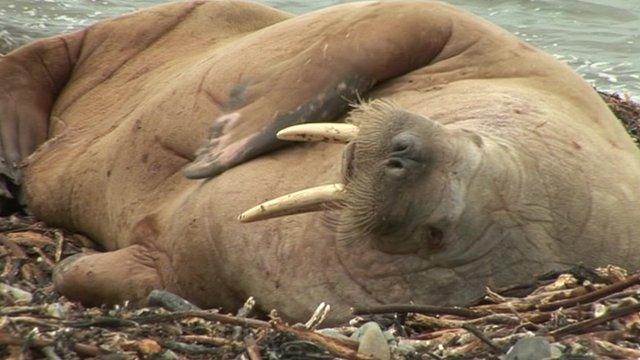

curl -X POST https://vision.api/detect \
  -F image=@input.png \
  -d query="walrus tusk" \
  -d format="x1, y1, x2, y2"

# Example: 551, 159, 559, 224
239, 183, 346, 222
277, 123, 358, 143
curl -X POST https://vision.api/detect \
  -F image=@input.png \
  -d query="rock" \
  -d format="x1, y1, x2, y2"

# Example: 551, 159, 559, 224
355, 322, 390, 360
150, 350, 178, 360
45, 303, 68, 318
138, 339, 162, 355
393, 343, 419, 358
147, 289, 200, 311
505, 336, 552, 360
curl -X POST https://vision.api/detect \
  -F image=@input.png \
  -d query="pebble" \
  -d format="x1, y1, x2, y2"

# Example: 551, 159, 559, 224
354, 322, 390, 360
505, 336, 561, 360
0, 282, 33, 303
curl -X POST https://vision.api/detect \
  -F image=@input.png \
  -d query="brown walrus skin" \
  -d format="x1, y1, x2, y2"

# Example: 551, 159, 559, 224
1, 0, 639, 323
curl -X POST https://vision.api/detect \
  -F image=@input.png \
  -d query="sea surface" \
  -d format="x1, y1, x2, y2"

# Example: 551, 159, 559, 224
1, 0, 638, 98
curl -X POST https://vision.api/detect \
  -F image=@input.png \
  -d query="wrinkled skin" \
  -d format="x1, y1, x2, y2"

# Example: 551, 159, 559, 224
1, 0, 639, 324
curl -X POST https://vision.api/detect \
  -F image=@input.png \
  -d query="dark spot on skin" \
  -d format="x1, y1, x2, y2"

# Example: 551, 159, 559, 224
571, 141, 582, 150
141, 153, 149, 163
106, 170, 112, 177
127, 66, 150, 82
274, 280, 280, 289
150, 162, 162, 173
133, 215, 160, 244
514, 108, 524, 115
227, 82, 248, 109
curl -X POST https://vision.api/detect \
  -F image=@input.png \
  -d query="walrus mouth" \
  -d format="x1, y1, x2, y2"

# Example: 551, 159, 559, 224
238, 123, 358, 222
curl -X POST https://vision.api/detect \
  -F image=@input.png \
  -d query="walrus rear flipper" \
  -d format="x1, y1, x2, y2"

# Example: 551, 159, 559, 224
182, 1, 454, 179
0, 31, 85, 214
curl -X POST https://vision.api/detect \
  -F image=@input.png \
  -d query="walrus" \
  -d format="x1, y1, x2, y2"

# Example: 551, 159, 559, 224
1, 0, 639, 324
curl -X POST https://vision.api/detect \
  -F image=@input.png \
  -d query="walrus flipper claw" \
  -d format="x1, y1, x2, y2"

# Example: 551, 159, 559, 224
183, 76, 374, 179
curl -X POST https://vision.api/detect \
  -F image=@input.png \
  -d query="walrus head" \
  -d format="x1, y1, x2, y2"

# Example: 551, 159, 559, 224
240, 100, 493, 258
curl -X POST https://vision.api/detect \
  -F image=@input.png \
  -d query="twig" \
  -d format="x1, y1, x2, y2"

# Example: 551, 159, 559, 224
410, 328, 464, 341
163, 340, 221, 355
561, 330, 628, 344
40, 346, 62, 360
272, 321, 373, 360
65, 316, 139, 328
461, 324, 505, 354
31, 247, 55, 269
9, 316, 58, 328
0, 305, 44, 316
539, 273, 640, 311
133, 310, 270, 328
179, 335, 241, 348
425, 352, 444, 360
0, 235, 27, 259
53, 231, 64, 263
352, 304, 483, 318
0, 332, 103, 357
591, 339, 640, 358
549, 301, 640, 337
468, 314, 520, 326
244, 335, 262, 360
504, 303, 543, 331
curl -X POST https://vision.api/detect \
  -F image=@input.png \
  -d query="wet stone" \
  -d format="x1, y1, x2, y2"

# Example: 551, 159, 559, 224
355, 322, 391, 360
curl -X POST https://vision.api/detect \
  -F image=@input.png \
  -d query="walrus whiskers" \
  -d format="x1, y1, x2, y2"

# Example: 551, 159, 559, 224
238, 183, 346, 222
277, 123, 359, 143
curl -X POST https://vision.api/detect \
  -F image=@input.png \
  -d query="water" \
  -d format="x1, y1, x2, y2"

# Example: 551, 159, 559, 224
1, 0, 638, 98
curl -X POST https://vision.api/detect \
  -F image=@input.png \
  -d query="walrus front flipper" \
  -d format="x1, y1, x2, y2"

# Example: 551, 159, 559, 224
182, 1, 455, 179
183, 75, 373, 179
53, 245, 163, 307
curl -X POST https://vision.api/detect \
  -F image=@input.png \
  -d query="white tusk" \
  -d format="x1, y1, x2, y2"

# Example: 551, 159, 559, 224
238, 183, 346, 223
277, 123, 358, 143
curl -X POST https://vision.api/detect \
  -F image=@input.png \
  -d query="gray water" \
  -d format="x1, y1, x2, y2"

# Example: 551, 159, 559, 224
1, 0, 638, 98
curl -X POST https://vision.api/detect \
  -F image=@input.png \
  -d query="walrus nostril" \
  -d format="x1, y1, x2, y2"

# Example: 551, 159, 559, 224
384, 157, 411, 177
426, 227, 445, 250
386, 158, 405, 169
392, 141, 409, 153
390, 132, 422, 160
